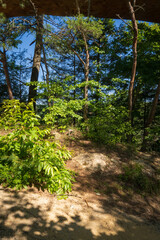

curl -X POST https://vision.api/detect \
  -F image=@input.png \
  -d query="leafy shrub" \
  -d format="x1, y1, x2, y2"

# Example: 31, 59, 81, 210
120, 163, 160, 194
87, 102, 133, 145
43, 98, 83, 129
146, 119, 160, 152
0, 100, 74, 195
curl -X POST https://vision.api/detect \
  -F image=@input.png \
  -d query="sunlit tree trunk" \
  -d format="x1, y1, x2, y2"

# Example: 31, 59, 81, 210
128, 0, 138, 125
28, 15, 43, 109
42, 44, 51, 107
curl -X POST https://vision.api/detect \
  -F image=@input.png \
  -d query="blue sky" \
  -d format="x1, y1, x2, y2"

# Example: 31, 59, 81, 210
12, 17, 148, 85
17, 18, 122, 56
11, 18, 122, 83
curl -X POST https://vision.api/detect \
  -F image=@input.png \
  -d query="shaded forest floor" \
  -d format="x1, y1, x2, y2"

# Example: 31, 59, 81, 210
0, 129, 160, 239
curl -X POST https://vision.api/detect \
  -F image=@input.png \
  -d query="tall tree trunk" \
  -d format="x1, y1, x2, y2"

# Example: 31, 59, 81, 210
84, 64, 89, 121
73, 53, 76, 126
83, 32, 89, 121
146, 79, 160, 127
95, 38, 100, 102
141, 79, 160, 151
73, 53, 76, 101
128, 0, 138, 124
28, 15, 43, 109
1, 47, 14, 100
42, 43, 51, 107
141, 92, 147, 151
19, 60, 22, 102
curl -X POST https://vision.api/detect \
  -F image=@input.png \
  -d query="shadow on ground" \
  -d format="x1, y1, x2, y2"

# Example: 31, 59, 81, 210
0, 186, 160, 240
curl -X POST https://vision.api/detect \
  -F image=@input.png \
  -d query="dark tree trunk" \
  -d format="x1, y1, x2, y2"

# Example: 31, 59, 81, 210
1, 47, 14, 100
141, 94, 147, 151
73, 53, 76, 126
141, 79, 160, 151
73, 53, 76, 101
28, 15, 43, 109
95, 38, 100, 103
146, 79, 160, 127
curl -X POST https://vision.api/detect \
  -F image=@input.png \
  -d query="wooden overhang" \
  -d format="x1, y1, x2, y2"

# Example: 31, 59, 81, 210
0, 0, 160, 23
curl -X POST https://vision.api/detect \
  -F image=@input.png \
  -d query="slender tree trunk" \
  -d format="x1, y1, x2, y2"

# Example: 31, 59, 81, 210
84, 64, 89, 121
42, 44, 51, 107
146, 79, 160, 127
73, 53, 76, 126
133, 80, 141, 107
73, 53, 76, 100
141, 93, 147, 151
141, 79, 160, 151
128, 0, 138, 124
19, 60, 22, 102
83, 33, 89, 121
96, 39, 100, 102
1, 47, 14, 100
28, 15, 43, 109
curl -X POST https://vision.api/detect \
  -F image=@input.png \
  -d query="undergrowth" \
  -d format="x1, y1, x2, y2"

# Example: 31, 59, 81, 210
120, 163, 160, 195
0, 100, 74, 196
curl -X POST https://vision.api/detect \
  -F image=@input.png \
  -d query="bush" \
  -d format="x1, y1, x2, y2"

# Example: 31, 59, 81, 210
43, 98, 83, 129
87, 102, 133, 145
0, 100, 74, 195
120, 163, 160, 194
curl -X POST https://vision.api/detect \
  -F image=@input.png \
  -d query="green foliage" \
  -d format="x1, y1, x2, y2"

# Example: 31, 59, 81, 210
145, 120, 160, 152
43, 98, 83, 128
87, 100, 133, 145
120, 163, 160, 194
66, 14, 104, 39
0, 18, 22, 50
0, 15, 160, 153
0, 12, 6, 22
0, 100, 74, 195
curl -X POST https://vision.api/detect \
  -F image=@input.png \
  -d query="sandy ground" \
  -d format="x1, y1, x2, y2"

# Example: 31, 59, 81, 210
0, 132, 160, 240
0, 185, 160, 240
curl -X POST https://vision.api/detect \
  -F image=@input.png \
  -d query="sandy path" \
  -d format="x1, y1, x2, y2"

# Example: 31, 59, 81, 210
0, 185, 160, 240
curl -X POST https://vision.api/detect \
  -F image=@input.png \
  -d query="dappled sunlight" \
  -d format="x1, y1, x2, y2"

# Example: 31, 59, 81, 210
0, 185, 160, 240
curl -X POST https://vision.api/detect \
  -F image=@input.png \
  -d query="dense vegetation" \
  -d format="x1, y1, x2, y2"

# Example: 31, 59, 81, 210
0, 100, 73, 195
0, 11, 160, 194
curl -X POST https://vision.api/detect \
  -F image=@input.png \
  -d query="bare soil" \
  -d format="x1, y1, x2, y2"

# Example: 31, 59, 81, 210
0, 130, 160, 240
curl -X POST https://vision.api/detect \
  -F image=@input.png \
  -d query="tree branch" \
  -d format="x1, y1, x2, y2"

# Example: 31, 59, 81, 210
71, 47, 86, 67
116, 14, 133, 29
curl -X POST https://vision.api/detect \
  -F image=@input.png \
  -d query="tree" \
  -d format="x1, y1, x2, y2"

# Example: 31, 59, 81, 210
0, 18, 22, 99
28, 15, 43, 109
106, 20, 160, 150
127, 0, 138, 124
63, 15, 104, 120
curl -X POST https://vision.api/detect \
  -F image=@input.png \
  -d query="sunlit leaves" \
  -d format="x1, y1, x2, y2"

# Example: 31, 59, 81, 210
0, 100, 74, 195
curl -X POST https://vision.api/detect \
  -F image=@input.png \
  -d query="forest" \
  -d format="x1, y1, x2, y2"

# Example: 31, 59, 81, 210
0, 8, 160, 195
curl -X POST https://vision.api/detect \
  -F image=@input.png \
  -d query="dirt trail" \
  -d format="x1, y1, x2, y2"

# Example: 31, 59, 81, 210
0, 133, 160, 239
